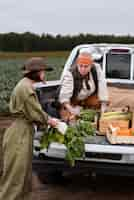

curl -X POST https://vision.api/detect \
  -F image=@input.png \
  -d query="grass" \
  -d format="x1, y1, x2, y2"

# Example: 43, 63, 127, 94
0, 51, 69, 58
0, 51, 69, 113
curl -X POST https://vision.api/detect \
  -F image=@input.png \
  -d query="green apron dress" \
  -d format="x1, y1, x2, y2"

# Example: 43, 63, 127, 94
0, 77, 48, 200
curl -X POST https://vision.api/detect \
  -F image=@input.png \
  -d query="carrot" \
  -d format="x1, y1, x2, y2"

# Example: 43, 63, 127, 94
116, 129, 131, 136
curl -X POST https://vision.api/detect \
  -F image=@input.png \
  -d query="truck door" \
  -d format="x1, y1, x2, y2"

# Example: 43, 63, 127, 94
132, 53, 134, 81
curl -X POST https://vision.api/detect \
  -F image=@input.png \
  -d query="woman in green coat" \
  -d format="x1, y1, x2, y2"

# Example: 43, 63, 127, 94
0, 57, 58, 200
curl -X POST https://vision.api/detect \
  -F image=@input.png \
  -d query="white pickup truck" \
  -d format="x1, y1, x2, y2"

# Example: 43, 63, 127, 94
33, 44, 134, 181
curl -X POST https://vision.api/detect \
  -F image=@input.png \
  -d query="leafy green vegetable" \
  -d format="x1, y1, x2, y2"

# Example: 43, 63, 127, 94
40, 114, 95, 166
40, 127, 65, 149
76, 120, 95, 137
79, 108, 97, 122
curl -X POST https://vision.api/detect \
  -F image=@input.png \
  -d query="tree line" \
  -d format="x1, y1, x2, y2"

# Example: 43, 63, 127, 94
0, 32, 134, 52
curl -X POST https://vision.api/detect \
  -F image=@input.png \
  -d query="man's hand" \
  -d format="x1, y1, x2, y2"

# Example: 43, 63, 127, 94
69, 106, 81, 116
101, 102, 108, 113
65, 103, 81, 116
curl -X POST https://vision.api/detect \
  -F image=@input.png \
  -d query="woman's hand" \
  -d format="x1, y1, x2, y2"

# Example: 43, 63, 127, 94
47, 118, 59, 127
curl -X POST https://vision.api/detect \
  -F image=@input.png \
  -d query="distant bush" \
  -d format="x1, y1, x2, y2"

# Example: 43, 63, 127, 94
0, 32, 134, 52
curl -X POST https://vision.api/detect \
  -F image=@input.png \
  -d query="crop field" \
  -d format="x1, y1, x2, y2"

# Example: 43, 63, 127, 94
0, 51, 69, 113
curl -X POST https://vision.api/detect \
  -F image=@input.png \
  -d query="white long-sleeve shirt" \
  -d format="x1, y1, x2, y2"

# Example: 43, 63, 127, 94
59, 63, 109, 104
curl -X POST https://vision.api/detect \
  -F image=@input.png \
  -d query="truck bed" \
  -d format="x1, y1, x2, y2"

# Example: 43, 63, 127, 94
33, 134, 134, 177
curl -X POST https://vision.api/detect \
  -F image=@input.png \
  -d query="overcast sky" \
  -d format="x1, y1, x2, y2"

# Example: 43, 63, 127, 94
0, 0, 134, 36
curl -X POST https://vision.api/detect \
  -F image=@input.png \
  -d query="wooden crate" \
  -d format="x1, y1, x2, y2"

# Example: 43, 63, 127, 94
98, 119, 130, 135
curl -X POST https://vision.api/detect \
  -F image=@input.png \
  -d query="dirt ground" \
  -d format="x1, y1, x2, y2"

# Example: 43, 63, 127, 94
31, 171, 134, 200
0, 86, 134, 199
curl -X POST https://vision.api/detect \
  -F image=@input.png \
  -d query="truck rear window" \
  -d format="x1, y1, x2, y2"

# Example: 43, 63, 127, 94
106, 53, 131, 79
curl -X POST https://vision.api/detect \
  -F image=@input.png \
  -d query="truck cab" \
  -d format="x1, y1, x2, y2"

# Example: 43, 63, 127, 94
33, 44, 134, 180
62, 43, 134, 85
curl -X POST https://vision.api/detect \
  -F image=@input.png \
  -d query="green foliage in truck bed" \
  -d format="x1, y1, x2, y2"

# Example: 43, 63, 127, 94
41, 117, 95, 166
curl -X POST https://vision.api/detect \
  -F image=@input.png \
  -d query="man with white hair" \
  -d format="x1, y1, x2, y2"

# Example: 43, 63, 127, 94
59, 49, 109, 121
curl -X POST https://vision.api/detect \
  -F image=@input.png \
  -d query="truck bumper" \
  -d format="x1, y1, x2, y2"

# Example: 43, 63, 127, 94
32, 156, 134, 177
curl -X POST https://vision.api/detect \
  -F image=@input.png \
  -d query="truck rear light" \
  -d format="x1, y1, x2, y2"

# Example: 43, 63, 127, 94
109, 49, 129, 53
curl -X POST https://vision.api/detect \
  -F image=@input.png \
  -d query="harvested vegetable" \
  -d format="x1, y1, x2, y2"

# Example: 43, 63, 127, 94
40, 115, 95, 166
116, 129, 131, 136
101, 111, 132, 120
109, 125, 134, 136
79, 108, 97, 122
40, 127, 65, 149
